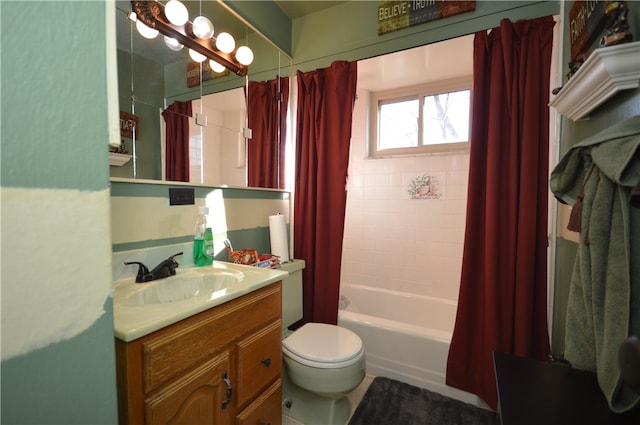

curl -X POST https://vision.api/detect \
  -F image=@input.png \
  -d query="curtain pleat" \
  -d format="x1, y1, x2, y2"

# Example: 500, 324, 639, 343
162, 101, 192, 182
293, 61, 358, 324
445, 16, 555, 410
246, 76, 290, 189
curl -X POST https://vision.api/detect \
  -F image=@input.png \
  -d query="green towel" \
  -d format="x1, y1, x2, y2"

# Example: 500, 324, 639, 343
550, 114, 640, 413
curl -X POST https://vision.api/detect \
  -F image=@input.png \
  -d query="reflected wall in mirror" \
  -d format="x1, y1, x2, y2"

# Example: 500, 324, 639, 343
111, 0, 291, 187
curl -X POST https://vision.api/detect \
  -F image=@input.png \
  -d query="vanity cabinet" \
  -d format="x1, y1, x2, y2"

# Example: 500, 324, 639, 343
116, 282, 283, 425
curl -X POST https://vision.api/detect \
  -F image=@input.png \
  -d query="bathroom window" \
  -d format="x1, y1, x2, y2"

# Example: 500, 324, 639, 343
189, 133, 202, 166
369, 77, 472, 157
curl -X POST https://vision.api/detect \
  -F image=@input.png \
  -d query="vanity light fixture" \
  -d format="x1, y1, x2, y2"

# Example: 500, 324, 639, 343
235, 45, 254, 66
129, 0, 253, 76
135, 19, 159, 39
209, 60, 226, 73
215, 32, 235, 53
192, 15, 214, 39
164, 35, 183, 51
189, 48, 207, 63
163, 0, 188, 26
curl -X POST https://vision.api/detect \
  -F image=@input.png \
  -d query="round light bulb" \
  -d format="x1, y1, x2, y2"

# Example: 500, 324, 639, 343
215, 32, 235, 53
164, 0, 189, 26
235, 46, 254, 65
189, 49, 206, 63
192, 16, 214, 39
164, 36, 183, 51
135, 20, 159, 39
209, 60, 226, 73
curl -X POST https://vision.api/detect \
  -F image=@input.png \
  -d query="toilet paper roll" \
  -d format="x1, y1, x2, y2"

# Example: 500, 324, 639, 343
269, 214, 290, 262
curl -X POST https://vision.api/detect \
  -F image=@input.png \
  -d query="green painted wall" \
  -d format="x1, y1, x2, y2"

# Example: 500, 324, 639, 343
1, 1, 118, 424
290, 1, 559, 72
1, 1, 109, 191
551, 4, 640, 354
222, 0, 293, 57
1, 300, 118, 424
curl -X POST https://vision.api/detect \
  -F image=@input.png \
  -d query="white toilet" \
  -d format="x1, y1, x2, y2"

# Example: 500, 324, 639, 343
279, 261, 366, 425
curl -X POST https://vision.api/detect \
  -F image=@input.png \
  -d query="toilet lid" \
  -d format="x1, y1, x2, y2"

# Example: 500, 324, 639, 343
282, 323, 363, 368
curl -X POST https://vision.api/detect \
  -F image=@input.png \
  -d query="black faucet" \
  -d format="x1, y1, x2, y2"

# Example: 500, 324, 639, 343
124, 252, 183, 283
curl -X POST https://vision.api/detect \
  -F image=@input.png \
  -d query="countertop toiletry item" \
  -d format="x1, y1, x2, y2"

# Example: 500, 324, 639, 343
194, 206, 213, 267
269, 213, 290, 262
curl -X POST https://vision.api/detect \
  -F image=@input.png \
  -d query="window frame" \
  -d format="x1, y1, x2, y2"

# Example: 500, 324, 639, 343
368, 76, 473, 158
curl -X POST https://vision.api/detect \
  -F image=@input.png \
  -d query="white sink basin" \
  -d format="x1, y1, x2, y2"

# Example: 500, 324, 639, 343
124, 268, 243, 306
113, 261, 288, 342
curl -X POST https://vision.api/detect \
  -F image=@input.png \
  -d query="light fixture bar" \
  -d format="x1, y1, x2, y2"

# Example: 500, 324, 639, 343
130, 1, 248, 77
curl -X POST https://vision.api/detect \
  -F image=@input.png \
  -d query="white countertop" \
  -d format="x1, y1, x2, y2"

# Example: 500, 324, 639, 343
113, 261, 288, 342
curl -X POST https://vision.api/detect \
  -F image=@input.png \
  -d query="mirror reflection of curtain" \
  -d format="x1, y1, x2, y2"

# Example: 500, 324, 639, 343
293, 61, 357, 325
246, 77, 290, 189
162, 101, 192, 182
445, 16, 555, 410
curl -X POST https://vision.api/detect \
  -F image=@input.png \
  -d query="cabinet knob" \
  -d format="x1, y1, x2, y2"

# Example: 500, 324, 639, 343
261, 357, 271, 367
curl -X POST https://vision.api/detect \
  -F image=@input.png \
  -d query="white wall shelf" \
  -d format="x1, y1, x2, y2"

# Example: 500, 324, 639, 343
109, 152, 132, 166
549, 41, 640, 121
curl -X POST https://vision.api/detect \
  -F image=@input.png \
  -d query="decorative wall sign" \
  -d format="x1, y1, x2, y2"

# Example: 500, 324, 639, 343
187, 61, 231, 88
408, 174, 444, 199
568, 1, 607, 61
120, 111, 139, 139
378, 1, 475, 35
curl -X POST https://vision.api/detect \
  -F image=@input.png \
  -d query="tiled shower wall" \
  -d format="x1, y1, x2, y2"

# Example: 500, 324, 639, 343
340, 91, 470, 304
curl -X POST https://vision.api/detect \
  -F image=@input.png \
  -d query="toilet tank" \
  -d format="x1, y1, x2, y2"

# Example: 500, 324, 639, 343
278, 259, 305, 331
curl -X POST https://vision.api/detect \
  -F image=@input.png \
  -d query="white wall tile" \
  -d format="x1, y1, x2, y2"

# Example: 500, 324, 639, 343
341, 94, 470, 304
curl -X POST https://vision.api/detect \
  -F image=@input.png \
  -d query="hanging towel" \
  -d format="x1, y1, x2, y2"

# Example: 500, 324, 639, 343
631, 181, 640, 208
550, 115, 640, 413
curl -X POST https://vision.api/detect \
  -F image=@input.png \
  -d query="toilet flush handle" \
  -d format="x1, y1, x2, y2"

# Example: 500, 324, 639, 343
261, 357, 271, 367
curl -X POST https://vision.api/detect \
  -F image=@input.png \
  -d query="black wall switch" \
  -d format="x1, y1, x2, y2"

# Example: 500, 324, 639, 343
169, 188, 195, 205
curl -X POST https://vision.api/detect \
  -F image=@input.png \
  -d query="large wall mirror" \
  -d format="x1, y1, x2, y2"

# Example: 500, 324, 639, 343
112, 0, 291, 188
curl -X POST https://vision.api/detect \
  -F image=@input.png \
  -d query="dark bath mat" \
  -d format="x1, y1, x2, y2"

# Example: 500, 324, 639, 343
348, 376, 498, 425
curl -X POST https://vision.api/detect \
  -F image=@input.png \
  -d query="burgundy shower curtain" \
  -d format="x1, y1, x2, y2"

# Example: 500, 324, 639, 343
293, 61, 357, 325
246, 76, 290, 189
162, 100, 192, 182
446, 16, 554, 410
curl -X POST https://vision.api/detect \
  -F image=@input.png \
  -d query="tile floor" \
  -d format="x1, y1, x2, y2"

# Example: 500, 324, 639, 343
282, 374, 375, 425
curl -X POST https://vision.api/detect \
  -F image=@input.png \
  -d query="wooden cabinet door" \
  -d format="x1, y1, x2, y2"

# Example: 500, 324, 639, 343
145, 352, 232, 425
236, 379, 282, 425
236, 321, 282, 408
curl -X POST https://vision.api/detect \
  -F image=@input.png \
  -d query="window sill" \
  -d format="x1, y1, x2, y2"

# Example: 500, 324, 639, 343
368, 143, 470, 159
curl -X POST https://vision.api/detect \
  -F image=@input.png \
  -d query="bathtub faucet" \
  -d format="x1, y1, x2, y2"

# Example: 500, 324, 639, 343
339, 295, 351, 310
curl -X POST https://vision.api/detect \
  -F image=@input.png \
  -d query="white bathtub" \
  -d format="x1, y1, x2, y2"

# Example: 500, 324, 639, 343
338, 283, 486, 408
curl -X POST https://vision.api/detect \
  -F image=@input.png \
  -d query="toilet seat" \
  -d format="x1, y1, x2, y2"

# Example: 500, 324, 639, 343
282, 323, 364, 369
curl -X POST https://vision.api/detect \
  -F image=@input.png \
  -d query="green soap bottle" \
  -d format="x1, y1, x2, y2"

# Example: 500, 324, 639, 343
194, 206, 214, 267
